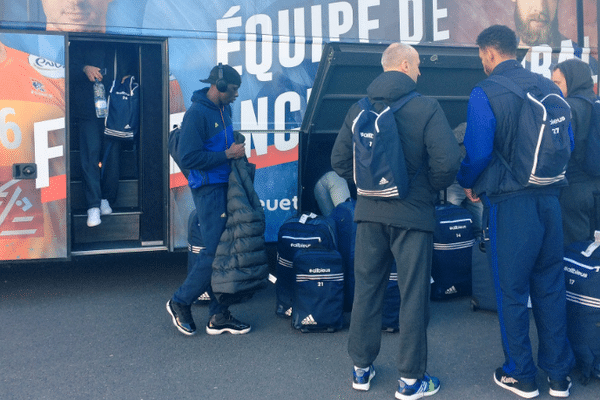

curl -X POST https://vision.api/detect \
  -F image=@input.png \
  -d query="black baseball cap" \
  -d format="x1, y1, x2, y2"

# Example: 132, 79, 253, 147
200, 64, 242, 86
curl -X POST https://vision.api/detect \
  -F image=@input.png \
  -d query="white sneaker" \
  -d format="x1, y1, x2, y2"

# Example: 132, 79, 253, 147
100, 199, 112, 215
87, 207, 101, 227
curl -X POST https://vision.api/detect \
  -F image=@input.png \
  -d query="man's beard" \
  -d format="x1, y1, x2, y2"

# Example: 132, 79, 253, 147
514, 5, 555, 46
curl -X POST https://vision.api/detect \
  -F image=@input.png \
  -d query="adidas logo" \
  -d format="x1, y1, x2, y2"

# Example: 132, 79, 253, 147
284, 307, 292, 317
378, 177, 389, 185
445, 286, 458, 295
301, 314, 317, 325
124, 124, 131, 129
215, 123, 219, 128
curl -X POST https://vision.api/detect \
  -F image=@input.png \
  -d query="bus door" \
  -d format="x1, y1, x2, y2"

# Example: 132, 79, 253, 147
68, 35, 168, 256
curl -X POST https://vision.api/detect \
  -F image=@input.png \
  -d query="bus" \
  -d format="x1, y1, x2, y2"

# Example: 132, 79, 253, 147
1, 0, 597, 262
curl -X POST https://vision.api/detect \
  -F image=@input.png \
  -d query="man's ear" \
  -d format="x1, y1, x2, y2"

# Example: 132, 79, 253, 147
481, 47, 496, 64
399, 59, 410, 75
488, 48, 497, 63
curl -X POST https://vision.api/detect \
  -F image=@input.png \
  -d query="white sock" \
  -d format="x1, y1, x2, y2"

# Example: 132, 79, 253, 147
401, 377, 417, 385
354, 366, 370, 373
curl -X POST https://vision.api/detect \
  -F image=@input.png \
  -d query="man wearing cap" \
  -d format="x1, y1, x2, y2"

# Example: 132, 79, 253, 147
166, 64, 249, 336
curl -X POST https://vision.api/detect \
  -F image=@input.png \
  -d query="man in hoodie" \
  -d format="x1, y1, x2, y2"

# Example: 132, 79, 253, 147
166, 64, 250, 336
552, 58, 600, 246
331, 43, 461, 399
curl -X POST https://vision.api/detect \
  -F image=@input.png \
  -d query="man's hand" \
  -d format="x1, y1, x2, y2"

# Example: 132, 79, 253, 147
225, 142, 246, 159
83, 65, 104, 82
464, 188, 480, 202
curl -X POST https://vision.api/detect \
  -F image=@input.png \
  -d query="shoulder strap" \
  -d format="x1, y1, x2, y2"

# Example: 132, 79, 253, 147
357, 97, 372, 111
487, 74, 525, 99
487, 76, 522, 178
357, 91, 420, 113
389, 91, 421, 112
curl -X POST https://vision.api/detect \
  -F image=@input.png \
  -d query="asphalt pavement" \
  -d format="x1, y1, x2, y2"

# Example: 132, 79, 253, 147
1, 250, 599, 400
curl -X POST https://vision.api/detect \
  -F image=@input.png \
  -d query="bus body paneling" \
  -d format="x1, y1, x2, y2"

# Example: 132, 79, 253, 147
0, 0, 597, 261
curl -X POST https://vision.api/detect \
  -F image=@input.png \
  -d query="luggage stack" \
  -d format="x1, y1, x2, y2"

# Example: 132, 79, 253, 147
275, 213, 344, 332
563, 191, 600, 383
276, 203, 404, 333
564, 236, 600, 383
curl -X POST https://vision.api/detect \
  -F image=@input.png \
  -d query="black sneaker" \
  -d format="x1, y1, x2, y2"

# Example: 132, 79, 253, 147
206, 310, 251, 335
548, 376, 572, 398
493, 368, 539, 398
352, 365, 376, 391
166, 300, 196, 336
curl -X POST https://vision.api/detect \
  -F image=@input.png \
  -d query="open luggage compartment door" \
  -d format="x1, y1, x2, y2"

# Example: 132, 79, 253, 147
299, 42, 488, 214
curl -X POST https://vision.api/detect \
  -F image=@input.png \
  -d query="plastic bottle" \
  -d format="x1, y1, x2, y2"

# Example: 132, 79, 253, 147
93, 79, 108, 118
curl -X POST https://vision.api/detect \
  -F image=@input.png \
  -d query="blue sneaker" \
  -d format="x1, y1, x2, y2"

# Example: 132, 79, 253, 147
352, 365, 375, 391
395, 374, 440, 400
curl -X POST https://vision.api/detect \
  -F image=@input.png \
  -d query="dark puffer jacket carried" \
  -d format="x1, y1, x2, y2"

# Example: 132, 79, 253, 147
211, 152, 269, 305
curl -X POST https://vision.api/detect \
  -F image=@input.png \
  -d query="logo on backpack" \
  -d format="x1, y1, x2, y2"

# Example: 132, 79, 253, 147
572, 95, 600, 177
488, 75, 571, 187
352, 92, 420, 199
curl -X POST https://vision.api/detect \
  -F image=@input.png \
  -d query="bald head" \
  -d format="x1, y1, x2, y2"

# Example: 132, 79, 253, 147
381, 43, 420, 83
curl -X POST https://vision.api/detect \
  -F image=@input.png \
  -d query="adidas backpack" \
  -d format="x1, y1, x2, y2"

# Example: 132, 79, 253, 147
571, 95, 600, 177
352, 91, 420, 199
104, 76, 140, 141
488, 75, 572, 187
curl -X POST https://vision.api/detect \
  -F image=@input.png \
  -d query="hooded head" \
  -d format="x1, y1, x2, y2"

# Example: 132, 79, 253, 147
552, 58, 594, 97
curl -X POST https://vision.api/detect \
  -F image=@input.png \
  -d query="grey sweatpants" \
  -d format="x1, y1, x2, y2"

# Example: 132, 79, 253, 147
348, 222, 432, 379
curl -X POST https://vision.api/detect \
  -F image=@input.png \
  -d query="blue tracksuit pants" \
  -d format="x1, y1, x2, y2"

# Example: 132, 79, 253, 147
484, 192, 575, 382
173, 184, 227, 317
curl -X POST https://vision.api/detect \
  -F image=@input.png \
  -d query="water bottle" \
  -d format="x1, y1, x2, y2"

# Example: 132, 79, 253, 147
93, 78, 108, 118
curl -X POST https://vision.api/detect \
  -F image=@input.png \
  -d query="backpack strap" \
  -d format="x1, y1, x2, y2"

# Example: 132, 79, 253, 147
486, 75, 524, 180
487, 74, 526, 99
357, 91, 421, 113
357, 96, 372, 111
389, 91, 421, 112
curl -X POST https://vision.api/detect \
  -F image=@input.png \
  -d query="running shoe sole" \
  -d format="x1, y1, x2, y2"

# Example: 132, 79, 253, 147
206, 325, 251, 335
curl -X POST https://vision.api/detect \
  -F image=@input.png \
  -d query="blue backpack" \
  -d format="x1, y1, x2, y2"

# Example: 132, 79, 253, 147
488, 75, 572, 187
352, 92, 420, 199
104, 76, 140, 141
572, 95, 600, 177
